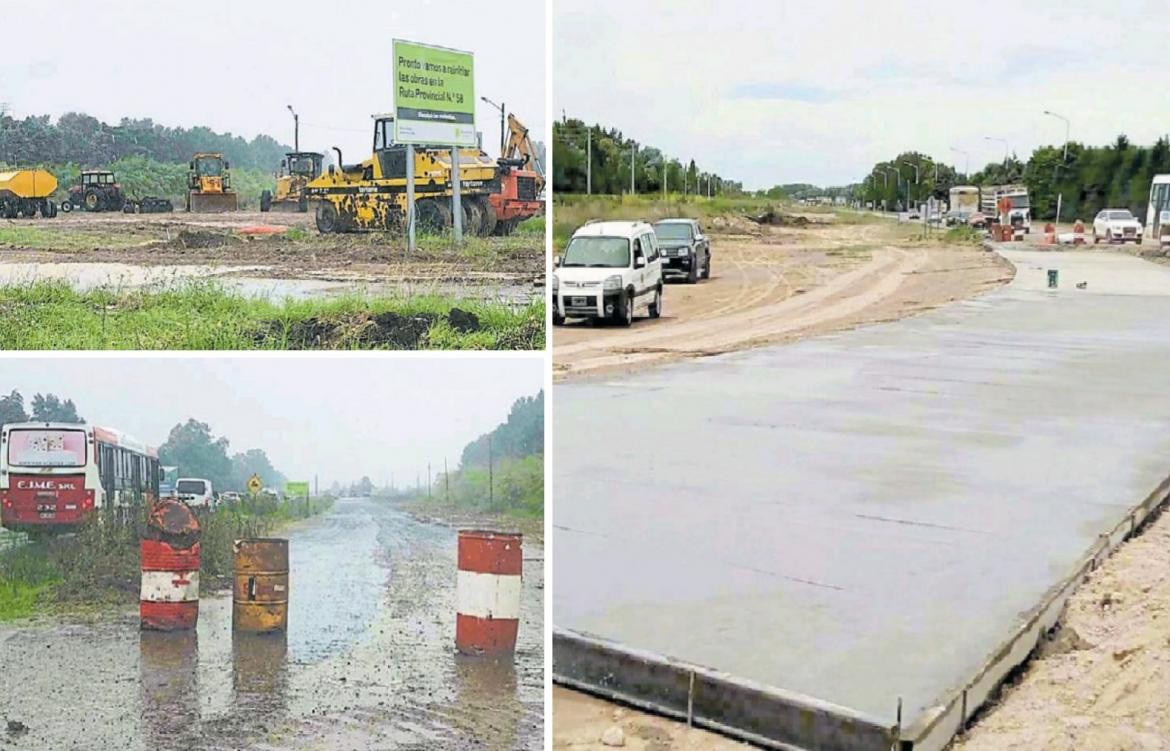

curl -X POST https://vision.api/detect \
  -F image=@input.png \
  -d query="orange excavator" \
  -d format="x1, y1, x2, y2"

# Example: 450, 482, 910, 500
489, 113, 544, 234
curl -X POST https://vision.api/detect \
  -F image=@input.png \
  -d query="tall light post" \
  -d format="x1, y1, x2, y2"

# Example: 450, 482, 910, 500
883, 166, 901, 211
1043, 110, 1071, 223
900, 160, 920, 209
481, 96, 506, 155
950, 147, 970, 181
286, 105, 299, 152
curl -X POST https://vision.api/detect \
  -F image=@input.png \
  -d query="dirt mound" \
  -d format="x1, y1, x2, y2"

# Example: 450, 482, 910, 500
176, 230, 232, 249
447, 307, 480, 333
273, 312, 436, 349
749, 209, 811, 227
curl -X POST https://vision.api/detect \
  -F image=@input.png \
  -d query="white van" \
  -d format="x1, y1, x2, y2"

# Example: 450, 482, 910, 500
553, 220, 664, 326
175, 478, 214, 508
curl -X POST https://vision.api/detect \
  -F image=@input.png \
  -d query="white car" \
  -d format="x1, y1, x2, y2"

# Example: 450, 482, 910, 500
553, 221, 664, 326
1093, 209, 1143, 245
175, 477, 214, 508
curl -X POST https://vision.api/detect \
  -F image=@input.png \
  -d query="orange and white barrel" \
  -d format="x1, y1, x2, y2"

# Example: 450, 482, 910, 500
140, 539, 200, 630
456, 529, 522, 655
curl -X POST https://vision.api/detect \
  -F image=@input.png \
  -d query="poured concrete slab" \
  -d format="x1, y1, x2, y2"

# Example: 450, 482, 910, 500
553, 248, 1170, 750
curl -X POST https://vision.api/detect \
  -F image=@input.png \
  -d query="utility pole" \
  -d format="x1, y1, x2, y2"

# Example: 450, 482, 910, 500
480, 96, 506, 155
630, 145, 636, 196
586, 128, 591, 195
427, 463, 431, 500
488, 435, 494, 509
444, 458, 450, 503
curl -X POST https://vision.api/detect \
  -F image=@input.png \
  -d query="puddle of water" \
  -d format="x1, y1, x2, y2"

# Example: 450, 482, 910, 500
0, 262, 537, 305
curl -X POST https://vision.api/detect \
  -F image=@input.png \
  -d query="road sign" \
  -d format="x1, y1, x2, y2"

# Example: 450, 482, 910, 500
393, 39, 476, 146
285, 481, 310, 498
247, 474, 263, 495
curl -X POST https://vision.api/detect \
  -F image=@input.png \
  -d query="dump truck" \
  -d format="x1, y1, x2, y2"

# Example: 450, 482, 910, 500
260, 151, 323, 213
186, 152, 238, 213
0, 169, 58, 218
490, 113, 545, 235
305, 115, 500, 234
60, 170, 126, 212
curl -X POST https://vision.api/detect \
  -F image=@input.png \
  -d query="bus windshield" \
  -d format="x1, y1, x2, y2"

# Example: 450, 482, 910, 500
8, 428, 86, 467
561, 237, 630, 268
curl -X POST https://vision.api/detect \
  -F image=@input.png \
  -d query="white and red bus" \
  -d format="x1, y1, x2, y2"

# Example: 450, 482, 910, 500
0, 422, 160, 532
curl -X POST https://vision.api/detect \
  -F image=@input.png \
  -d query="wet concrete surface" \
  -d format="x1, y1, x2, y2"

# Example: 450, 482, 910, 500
0, 261, 536, 305
0, 497, 543, 750
554, 248, 1170, 731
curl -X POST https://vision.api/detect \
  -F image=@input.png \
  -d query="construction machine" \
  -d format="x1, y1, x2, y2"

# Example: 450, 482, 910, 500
305, 115, 500, 234
186, 152, 238, 213
260, 151, 323, 213
0, 169, 58, 218
60, 170, 126, 212
490, 113, 545, 234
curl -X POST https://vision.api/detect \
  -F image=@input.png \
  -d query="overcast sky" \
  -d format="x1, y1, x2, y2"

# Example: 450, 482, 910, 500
0, 356, 543, 489
0, 0, 545, 160
555, 0, 1169, 190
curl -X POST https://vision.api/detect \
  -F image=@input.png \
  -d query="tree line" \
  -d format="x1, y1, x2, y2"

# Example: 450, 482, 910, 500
0, 390, 285, 494
0, 111, 291, 171
855, 135, 1170, 221
553, 118, 743, 196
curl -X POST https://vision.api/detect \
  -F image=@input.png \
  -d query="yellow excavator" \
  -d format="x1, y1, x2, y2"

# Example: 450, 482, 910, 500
186, 152, 238, 213
304, 115, 500, 234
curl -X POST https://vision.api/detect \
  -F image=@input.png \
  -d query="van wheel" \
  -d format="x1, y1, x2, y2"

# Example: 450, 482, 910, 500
649, 287, 662, 319
702, 254, 711, 279
687, 261, 699, 284
620, 290, 634, 326
553, 311, 565, 326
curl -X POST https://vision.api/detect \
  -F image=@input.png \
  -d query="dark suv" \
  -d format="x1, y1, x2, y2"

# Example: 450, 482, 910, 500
652, 218, 710, 284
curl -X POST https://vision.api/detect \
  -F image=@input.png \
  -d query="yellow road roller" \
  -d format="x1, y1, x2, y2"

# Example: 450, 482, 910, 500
0, 169, 59, 218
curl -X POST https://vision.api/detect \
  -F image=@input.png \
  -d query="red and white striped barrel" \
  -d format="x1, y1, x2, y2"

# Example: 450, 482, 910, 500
140, 539, 200, 631
456, 529, 522, 655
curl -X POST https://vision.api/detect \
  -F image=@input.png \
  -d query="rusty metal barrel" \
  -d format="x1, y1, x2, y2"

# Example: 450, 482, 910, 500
233, 538, 289, 632
140, 499, 201, 631
456, 529, 522, 656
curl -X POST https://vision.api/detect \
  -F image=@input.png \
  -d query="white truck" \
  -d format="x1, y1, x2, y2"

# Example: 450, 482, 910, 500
1146, 174, 1170, 246
175, 478, 214, 508
553, 220, 664, 327
980, 185, 1031, 232
947, 186, 980, 226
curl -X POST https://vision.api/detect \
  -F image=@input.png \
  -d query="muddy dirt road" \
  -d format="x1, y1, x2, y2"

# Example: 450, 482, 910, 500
0, 497, 543, 750
0, 212, 544, 304
552, 217, 1011, 379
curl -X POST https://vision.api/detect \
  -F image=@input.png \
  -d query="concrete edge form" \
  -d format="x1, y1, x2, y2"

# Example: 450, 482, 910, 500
553, 628, 899, 751
903, 473, 1170, 750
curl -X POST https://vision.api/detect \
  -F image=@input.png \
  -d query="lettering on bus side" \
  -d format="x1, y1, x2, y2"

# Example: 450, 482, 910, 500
16, 479, 77, 490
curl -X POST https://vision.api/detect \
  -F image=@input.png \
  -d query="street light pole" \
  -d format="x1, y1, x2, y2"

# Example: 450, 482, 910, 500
480, 96, 506, 156
950, 147, 970, 181
1043, 110, 1071, 223
286, 105, 298, 152
984, 136, 1010, 167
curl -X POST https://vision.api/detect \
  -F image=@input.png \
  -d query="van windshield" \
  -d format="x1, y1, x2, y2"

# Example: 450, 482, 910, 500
561, 237, 630, 268
176, 480, 207, 495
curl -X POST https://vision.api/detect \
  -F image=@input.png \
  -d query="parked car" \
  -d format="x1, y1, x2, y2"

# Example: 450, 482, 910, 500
175, 477, 214, 508
553, 221, 664, 326
1093, 209, 1143, 244
652, 218, 710, 284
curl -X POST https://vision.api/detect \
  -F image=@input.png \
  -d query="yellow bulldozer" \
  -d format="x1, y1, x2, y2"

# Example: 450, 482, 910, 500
260, 151, 323, 213
304, 115, 500, 234
186, 152, 238, 213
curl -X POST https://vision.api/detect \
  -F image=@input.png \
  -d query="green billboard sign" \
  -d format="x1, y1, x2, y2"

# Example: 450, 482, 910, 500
393, 39, 476, 146
285, 481, 310, 498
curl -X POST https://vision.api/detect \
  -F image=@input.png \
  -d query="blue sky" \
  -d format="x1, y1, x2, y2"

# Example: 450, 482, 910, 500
555, 0, 1168, 189
0, 0, 545, 160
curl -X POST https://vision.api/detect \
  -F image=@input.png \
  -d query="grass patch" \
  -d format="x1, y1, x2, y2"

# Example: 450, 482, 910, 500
0, 281, 544, 350
0, 225, 144, 251
0, 495, 336, 620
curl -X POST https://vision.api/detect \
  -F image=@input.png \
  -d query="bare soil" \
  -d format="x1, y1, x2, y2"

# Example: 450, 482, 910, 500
954, 505, 1170, 751
0, 210, 544, 291
553, 216, 1013, 380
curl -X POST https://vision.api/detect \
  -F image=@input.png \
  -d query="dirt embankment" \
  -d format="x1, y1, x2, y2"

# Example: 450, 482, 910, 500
955, 505, 1170, 750
553, 217, 1013, 379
